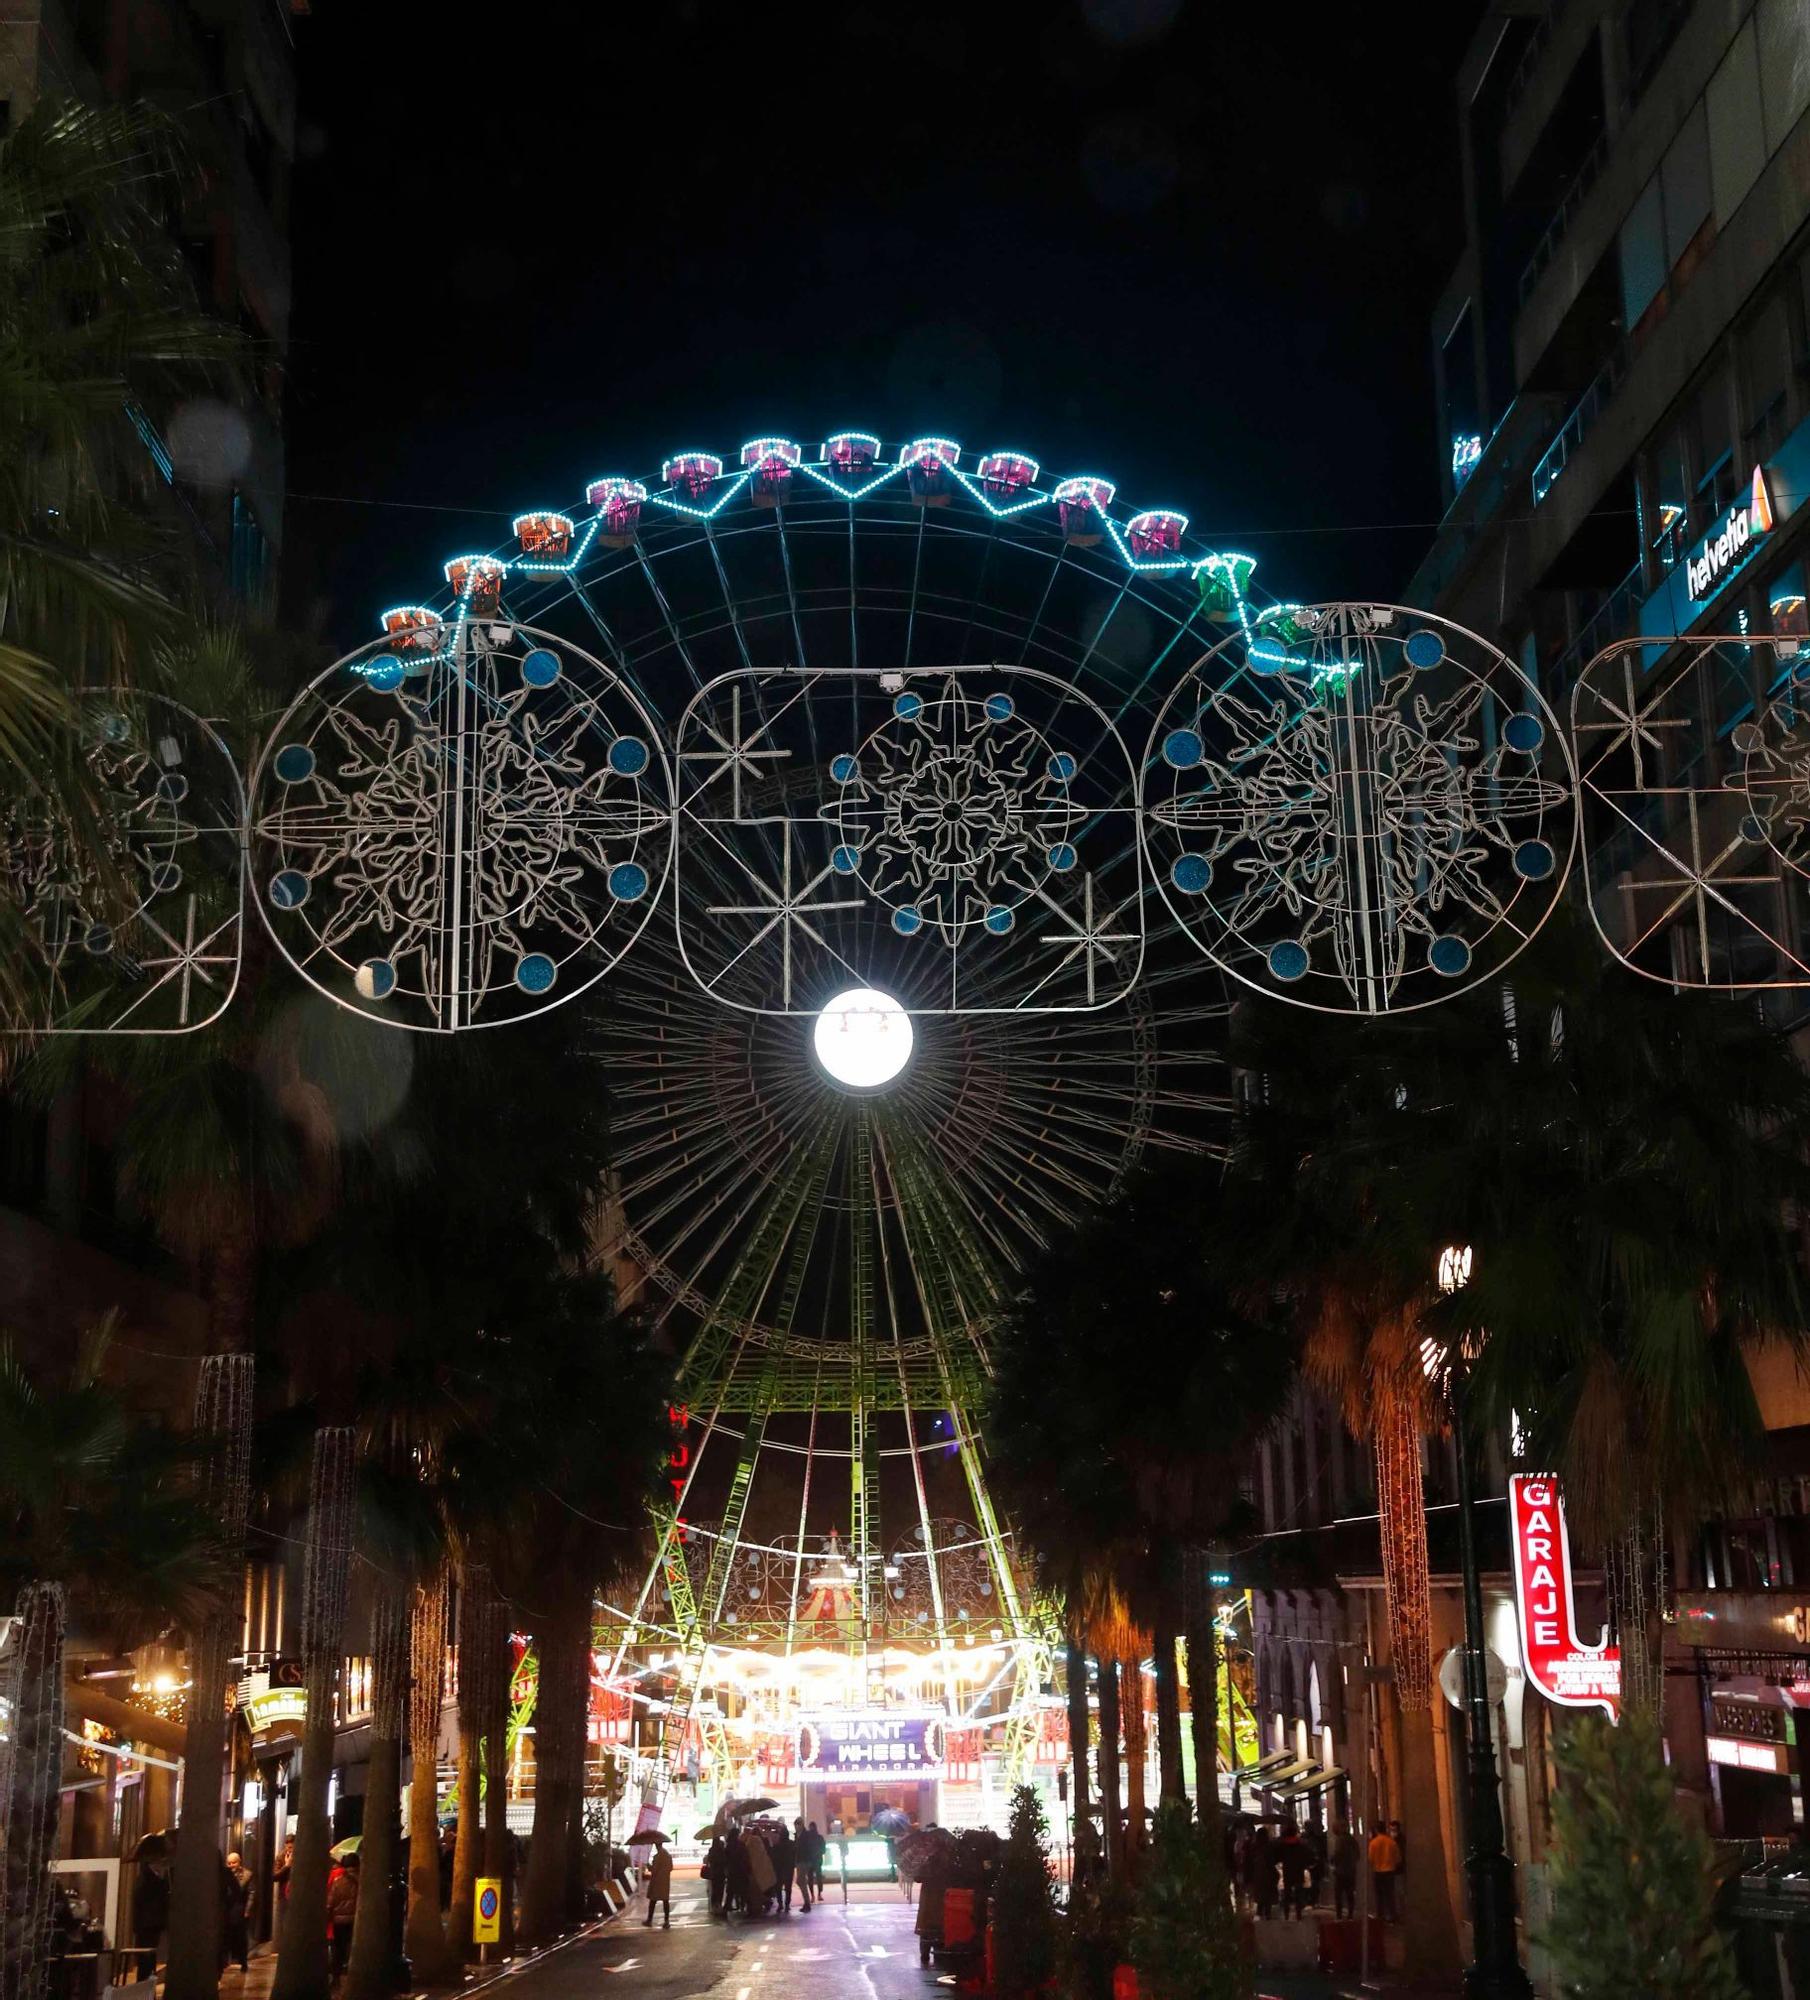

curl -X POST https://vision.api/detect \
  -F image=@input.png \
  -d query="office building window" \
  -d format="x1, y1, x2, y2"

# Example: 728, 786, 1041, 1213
1707, 22, 1767, 225
1757, 0, 1810, 155
1770, 562, 1808, 657
1650, 423, 1691, 560
1743, 295, 1793, 462
1690, 370, 1736, 518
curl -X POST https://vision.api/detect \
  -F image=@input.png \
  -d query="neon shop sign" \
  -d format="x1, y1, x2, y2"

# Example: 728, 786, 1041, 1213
1685, 466, 1774, 604
1508, 1473, 1620, 1719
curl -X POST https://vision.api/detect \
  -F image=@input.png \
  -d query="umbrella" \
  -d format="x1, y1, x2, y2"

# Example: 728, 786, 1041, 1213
694, 1825, 720, 1842
624, 1828, 668, 1847
870, 1806, 910, 1836
129, 1831, 173, 1863
727, 1797, 779, 1818
896, 1826, 954, 1873
329, 1836, 362, 1859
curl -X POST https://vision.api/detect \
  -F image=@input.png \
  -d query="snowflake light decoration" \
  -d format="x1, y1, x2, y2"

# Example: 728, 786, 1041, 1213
672, 666, 1142, 1015
1572, 635, 1810, 987
1, 691, 244, 1035
251, 622, 671, 1030
1143, 604, 1576, 1013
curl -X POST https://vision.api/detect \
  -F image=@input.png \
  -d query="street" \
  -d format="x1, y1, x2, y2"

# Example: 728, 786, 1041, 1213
482, 1874, 959, 2000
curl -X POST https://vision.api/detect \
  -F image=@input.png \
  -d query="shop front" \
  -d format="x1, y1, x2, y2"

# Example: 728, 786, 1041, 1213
1675, 1593, 1810, 1839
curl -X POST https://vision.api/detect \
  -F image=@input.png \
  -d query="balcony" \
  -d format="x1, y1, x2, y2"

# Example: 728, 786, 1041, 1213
1529, 338, 1630, 505
1518, 124, 1610, 303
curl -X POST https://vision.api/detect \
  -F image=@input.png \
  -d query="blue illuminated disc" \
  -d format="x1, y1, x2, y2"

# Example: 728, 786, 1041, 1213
521, 648, 561, 688
156, 771, 190, 804
1047, 842, 1078, 872
1047, 751, 1077, 782
984, 905, 1015, 934
1268, 939, 1309, 982
99, 713, 131, 745
1162, 728, 1204, 769
1171, 853, 1213, 895
893, 692, 923, 721
363, 655, 405, 692
892, 905, 923, 936
608, 862, 649, 902
1739, 815, 1769, 846
1247, 640, 1292, 676
830, 753, 858, 783
147, 862, 181, 893
268, 869, 310, 910
514, 952, 557, 994
1503, 713, 1545, 753
1429, 934, 1472, 977
84, 924, 114, 956
1404, 628, 1445, 669
273, 743, 315, 784
984, 693, 1015, 722
830, 844, 861, 875
1512, 839, 1555, 880
608, 735, 649, 777
357, 958, 396, 1000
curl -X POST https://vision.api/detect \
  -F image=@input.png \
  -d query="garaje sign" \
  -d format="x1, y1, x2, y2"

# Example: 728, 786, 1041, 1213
795, 1711, 946, 1774
1508, 1473, 1620, 1720
1685, 466, 1774, 604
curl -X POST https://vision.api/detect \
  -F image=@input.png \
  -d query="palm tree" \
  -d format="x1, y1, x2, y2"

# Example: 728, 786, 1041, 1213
0, 1326, 230, 2000
0, 98, 243, 1027
1409, 922, 1810, 1719
987, 1163, 1295, 1872
269, 1428, 357, 2000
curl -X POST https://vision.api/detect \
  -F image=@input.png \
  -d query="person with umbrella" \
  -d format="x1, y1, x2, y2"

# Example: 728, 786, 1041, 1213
740, 1820, 776, 1915
639, 1835, 673, 1931
701, 1829, 728, 1918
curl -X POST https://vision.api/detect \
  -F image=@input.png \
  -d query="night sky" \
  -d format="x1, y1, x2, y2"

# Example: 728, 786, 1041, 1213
281, 2, 1479, 649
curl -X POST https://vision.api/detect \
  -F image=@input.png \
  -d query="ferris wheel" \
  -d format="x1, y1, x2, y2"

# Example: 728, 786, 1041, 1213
253, 433, 1251, 1791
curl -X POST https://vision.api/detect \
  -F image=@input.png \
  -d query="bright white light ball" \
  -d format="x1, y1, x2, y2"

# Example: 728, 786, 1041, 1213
812, 987, 913, 1090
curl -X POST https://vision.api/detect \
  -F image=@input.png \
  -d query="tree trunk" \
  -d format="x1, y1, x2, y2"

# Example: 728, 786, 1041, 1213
518, 1600, 585, 1943
1185, 1603, 1222, 1856
483, 1705, 513, 1958
404, 1570, 455, 1984
448, 1572, 484, 1957
1097, 1655, 1123, 1879
1396, 1702, 1462, 1974
1120, 1648, 1148, 1868
1153, 1598, 1185, 1804
1065, 1624, 1092, 1864
1373, 1392, 1461, 1975
343, 1586, 408, 2000
166, 1355, 255, 2000
2, 1583, 67, 2000
272, 1429, 355, 2000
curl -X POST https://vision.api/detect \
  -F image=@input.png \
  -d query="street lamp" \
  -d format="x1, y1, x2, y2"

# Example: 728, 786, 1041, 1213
1429, 1245, 1532, 2000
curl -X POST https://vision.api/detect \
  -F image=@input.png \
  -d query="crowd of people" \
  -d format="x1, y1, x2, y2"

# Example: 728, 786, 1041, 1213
697, 1816, 829, 1921
1230, 1814, 1405, 1923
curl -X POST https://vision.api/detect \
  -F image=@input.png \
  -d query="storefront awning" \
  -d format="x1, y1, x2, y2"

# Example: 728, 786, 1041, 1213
63, 1681, 187, 1759
1233, 1748, 1296, 1782
1251, 1756, 1317, 1791
1273, 1765, 1346, 1805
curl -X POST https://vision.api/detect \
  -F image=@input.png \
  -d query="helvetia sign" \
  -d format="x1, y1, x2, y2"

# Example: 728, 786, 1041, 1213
1685, 466, 1774, 604
1508, 1473, 1620, 1719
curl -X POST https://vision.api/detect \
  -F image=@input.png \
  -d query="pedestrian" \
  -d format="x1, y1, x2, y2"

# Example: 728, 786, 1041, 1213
1277, 1820, 1311, 1920
1302, 1821, 1327, 1910
725, 1829, 751, 1915
437, 1826, 456, 1910
642, 1840, 673, 1931
1243, 1823, 1277, 1920
326, 1854, 360, 1977
273, 1837, 294, 1910
791, 1819, 814, 1911
742, 1823, 775, 1914
803, 1820, 826, 1900
130, 1852, 171, 1973
703, 1833, 727, 1917
1367, 1822, 1403, 1920
223, 1851, 253, 1971
772, 1823, 797, 1913
1329, 1819, 1359, 1921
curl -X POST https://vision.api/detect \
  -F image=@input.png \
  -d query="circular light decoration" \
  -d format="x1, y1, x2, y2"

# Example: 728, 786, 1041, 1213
250, 621, 672, 1031
1142, 602, 1577, 1014
811, 985, 913, 1089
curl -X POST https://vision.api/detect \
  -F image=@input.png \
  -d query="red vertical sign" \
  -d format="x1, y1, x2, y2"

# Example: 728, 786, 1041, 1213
1508, 1473, 1620, 1719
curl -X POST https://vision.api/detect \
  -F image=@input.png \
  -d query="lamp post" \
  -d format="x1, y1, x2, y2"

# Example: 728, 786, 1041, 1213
1431, 1246, 1533, 2000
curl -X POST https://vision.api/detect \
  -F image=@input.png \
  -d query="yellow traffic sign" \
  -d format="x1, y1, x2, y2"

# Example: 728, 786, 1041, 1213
474, 1878, 502, 1945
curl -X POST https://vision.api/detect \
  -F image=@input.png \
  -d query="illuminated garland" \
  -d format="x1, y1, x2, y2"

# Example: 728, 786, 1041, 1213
1373, 1384, 1434, 1712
